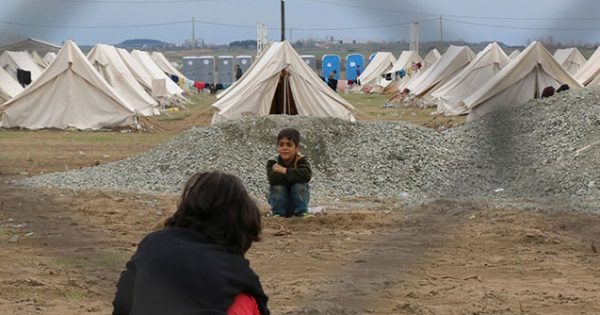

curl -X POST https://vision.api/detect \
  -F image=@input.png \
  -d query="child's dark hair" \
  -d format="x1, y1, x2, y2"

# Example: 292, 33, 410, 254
277, 128, 301, 146
164, 171, 262, 254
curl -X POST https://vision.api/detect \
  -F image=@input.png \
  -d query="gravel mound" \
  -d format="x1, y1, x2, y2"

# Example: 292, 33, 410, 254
18, 88, 600, 210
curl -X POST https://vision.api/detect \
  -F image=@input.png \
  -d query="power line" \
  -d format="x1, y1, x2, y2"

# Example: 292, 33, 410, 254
0, 20, 191, 29
30, 0, 221, 3
299, 0, 600, 21
444, 18, 600, 31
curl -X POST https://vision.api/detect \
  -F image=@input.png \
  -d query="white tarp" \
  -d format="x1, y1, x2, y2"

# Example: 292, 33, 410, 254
553, 48, 586, 75
0, 51, 43, 82
574, 46, 600, 86
212, 41, 355, 124
0, 66, 23, 103
406, 45, 475, 97
357, 52, 395, 86
463, 41, 583, 122
432, 43, 510, 116
150, 51, 188, 80
0, 40, 138, 130
130, 50, 184, 97
87, 43, 159, 116
424, 49, 441, 67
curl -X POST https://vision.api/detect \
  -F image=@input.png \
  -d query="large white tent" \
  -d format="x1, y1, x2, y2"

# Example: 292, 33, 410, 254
463, 41, 582, 122
423, 48, 441, 67
211, 41, 355, 124
574, 46, 600, 86
406, 45, 475, 97
0, 66, 23, 103
0, 51, 43, 83
43, 52, 57, 66
553, 48, 586, 75
357, 52, 395, 87
508, 49, 521, 60
30, 51, 48, 69
0, 40, 139, 129
380, 50, 425, 93
87, 44, 159, 116
150, 51, 188, 80
130, 50, 184, 98
432, 43, 510, 116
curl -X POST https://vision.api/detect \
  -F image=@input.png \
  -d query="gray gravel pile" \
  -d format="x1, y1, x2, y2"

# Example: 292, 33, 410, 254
18, 88, 600, 209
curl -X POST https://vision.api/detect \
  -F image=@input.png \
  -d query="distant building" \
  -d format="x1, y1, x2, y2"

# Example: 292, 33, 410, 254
0, 38, 61, 55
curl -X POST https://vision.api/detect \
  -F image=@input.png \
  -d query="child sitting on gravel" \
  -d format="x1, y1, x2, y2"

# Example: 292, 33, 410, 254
113, 171, 269, 315
266, 128, 312, 218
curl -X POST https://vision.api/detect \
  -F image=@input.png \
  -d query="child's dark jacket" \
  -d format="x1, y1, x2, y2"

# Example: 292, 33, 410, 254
266, 153, 311, 186
112, 228, 269, 315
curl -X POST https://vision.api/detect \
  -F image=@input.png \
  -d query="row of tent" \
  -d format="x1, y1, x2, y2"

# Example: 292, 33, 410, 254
357, 42, 598, 121
0, 40, 191, 129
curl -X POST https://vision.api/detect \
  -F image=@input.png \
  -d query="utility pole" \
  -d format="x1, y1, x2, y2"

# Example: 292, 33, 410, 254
281, 0, 285, 41
439, 15, 443, 42
192, 17, 196, 48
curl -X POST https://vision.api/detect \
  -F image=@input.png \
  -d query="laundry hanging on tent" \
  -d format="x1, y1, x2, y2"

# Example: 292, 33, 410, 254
194, 81, 206, 92
170, 74, 179, 84
16, 69, 32, 87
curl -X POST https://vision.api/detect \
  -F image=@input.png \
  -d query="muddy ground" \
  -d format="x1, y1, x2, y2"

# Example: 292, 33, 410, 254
1, 131, 599, 315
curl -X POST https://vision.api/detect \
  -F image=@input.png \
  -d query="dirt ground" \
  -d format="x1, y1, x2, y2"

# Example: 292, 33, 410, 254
1, 126, 600, 314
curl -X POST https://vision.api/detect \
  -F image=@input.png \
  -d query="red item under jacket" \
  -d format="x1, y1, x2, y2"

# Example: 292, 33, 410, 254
227, 293, 260, 315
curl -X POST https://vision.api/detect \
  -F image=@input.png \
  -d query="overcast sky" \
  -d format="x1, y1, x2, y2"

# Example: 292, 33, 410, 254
1, 0, 599, 46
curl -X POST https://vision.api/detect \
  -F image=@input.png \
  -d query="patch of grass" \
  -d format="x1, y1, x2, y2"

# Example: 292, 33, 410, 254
63, 290, 86, 301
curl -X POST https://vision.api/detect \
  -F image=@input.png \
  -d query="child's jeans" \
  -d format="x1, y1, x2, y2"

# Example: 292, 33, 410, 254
269, 183, 310, 217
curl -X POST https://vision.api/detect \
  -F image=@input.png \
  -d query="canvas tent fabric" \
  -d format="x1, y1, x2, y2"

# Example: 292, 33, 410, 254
574, 46, 600, 86
211, 41, 355, 124
406, 45, 475, 97
0, 51, 43, 83
357, 52, 395, 87
0, 66, 23, 103
462, 41, 583, 122
87, 43, 159, 116
424, 49, 441, 67
508, 50, 521, 60
553, 48, 586, 75
432, 42, 510, 116
0, 40, 138, 130
30, 51, 48, 69
130, 50, 184, 98
377, 51, 424, 92
43, 52, 57, 66
150, 51, 188, 81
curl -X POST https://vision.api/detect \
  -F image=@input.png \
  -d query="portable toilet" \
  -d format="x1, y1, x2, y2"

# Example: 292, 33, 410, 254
321, 54, 340, 80
182, 56, 201, 81
234, 55, 253, 74
217, 55, 234, 85
196, 56, 215, 84
300, 55, 316, 71
345, 53, 364, 81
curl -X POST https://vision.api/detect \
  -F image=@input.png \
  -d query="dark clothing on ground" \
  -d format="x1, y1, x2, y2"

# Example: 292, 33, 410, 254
266, 153, 312, 186
541, 86, 555, 98
556, 84, 570, 93
112, 228, 269, 315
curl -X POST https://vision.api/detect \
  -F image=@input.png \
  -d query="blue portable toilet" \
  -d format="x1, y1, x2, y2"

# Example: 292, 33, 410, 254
345, 53, 364, 81
217, 55, 234, 85
321, 54, 340, 80
234, 55, 253, 74
183, 56, 215, 84
300, 55, 316, 72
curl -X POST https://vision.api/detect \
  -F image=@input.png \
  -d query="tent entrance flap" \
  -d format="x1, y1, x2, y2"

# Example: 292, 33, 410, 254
270, 70, 298, 115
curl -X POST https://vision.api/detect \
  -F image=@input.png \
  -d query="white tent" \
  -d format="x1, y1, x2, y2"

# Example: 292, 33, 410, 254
87, 43, 159, 116
432, 43, 510, 116
574, 46, 600, 86
508, 49, 521, 60
211, 41, 355, 124
357, 52, 395, 87
424, 49, 441, 67
0, 66, 23, 103
406, 45, 475, 97
43, 52, 57, 66
463, 41, 583, 122
0, 51, 43, 83
150, 51, 188, 80
378, 51, 424, 93
553, 48, 586, 75
0, 40, 139, 130
30, 51, 48, 69
130, 50, 184, 98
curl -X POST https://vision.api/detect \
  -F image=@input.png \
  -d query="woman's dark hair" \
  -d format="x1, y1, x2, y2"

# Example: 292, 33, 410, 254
164, 171, 262, 254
